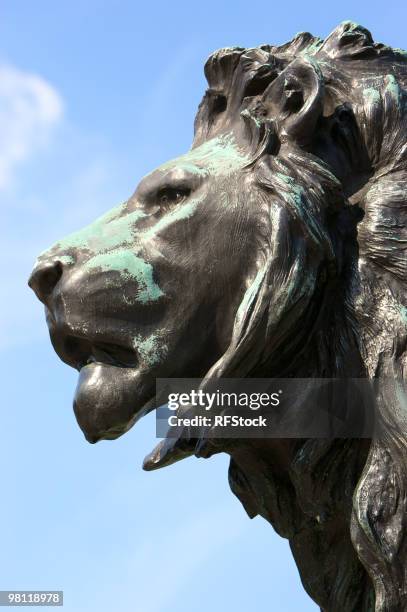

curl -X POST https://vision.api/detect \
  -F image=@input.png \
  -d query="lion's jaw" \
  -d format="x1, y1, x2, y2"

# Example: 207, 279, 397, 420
29, 133, 265, 443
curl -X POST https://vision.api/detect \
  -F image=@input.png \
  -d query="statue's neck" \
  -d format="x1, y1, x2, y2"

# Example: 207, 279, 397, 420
228, 435, 372, 610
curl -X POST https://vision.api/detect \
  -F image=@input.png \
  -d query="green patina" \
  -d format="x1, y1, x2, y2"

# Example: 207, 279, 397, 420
174, 162, 209, 177
134, 333, 168, 367
154, 133, 250, 178
275, 171, 330, 253
364, 87, 381, 105
300, 38, 323, 56
85, 250, 164, 303
34, 253, 74, 268
396, 380, 407, 415
276, 173, 303, 203
236, 265, 267, 326
400, 306, 407, 325
43, 134, 246, 262
275, 172, 308, 205
275, 172, 297, 187
143, 195, 203, 239
38, 133, 247, 303
241, 108, 262, 128
54, 203, 146, 253
59, 255, 75, 265
385, 74, 401, 103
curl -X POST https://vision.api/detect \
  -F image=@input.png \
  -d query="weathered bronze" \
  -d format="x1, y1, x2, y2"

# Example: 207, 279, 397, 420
29, 22, 407, 612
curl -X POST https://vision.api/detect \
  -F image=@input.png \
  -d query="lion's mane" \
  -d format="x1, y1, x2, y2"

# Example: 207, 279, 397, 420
190, 22, 407, 612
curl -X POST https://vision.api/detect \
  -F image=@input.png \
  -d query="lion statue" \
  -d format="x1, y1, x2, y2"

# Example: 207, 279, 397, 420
29, 22, 407, 612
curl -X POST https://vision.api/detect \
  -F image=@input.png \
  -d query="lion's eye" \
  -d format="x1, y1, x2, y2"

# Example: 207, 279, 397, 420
157, 187, 190, 208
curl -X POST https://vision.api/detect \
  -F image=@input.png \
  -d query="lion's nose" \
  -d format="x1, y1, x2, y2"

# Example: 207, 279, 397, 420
28, 259, 63, 303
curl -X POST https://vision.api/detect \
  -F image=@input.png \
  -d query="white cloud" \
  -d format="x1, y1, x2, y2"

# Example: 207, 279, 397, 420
0, 63, 63, 189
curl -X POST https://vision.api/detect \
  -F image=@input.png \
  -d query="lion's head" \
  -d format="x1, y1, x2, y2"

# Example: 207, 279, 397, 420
30, 22, 407, 612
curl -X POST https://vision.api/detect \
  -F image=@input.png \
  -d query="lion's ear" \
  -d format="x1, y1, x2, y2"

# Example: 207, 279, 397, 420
260, 57, 324, 147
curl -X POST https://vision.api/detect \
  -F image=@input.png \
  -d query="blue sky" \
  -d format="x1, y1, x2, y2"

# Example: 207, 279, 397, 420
0, 2, 406, 611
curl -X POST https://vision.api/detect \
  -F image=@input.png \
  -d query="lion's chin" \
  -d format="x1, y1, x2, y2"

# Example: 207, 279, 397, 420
73, 362, 153, 443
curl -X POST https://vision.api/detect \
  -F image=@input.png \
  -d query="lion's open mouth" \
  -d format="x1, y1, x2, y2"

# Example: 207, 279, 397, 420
47, 325, 155, 444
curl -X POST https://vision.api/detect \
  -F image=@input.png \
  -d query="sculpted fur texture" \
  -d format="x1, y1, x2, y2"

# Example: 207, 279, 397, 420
29, 22, 407, 612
